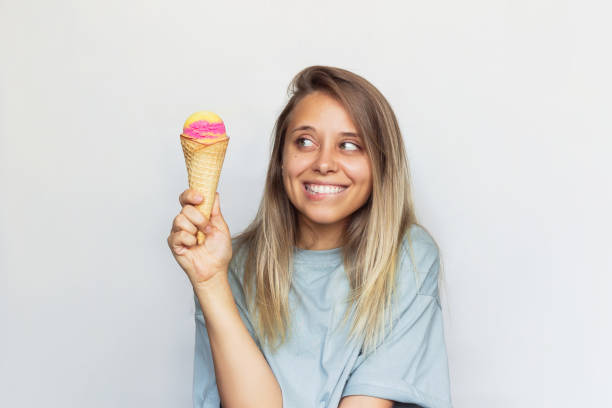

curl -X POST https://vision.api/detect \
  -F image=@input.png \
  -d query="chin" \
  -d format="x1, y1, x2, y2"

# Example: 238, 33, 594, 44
301, 210, 350, 226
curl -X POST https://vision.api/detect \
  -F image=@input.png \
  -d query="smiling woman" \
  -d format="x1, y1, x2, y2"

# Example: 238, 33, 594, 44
281, 91, 373, 249
169, 65, 452, 408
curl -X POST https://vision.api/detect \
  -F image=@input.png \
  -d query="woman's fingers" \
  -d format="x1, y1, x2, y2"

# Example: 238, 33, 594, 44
180, 204, 209, 232
175, 190, 228, 238
172, 213, 198, 234
177, 230, 197, 246
168, 230, 197, 255
179, 189, 204, 207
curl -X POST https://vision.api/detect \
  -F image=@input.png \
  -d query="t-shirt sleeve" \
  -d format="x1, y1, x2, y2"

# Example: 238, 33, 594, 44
341, 225, 452, 408
192, 241, 259, 408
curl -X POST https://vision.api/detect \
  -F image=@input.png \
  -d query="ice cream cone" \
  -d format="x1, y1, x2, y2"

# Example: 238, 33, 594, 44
180, 135, 229, 245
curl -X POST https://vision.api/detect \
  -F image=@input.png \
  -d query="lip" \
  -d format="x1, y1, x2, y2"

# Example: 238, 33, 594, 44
302, 182, 348, 201
303, 181, 349, 187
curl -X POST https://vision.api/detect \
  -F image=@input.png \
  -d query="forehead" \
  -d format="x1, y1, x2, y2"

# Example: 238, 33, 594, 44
288, 91, 357, 130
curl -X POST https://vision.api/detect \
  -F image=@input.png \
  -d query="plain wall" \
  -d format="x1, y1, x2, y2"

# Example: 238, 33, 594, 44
1, 0, 610, 406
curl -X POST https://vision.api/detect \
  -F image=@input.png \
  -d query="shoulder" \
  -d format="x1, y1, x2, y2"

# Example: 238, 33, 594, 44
397, 223, 441, 297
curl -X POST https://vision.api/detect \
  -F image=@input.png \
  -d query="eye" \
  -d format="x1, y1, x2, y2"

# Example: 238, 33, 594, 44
340, 141, 360, 151
296, 137, 314, 147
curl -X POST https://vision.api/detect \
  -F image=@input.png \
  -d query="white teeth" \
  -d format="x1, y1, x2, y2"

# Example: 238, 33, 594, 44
306, 184, 346, 194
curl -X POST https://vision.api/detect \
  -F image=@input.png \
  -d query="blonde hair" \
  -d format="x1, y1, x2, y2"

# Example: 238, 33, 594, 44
233, 65, 422, 354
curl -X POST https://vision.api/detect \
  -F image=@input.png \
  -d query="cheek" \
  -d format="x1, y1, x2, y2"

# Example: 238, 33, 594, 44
343, 159, 373, 185
284, 154, 310, 177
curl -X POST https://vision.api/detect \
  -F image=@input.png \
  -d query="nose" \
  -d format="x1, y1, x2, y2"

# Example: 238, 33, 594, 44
313, 142, 337, 174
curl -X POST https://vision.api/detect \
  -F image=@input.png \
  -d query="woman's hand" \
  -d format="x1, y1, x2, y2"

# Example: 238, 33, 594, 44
167, 189, 233, 290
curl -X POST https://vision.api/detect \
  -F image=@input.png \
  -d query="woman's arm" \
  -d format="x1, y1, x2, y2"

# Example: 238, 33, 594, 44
196, 272, 283, 408
338, 395, 393, 408
169, 190, 282, 408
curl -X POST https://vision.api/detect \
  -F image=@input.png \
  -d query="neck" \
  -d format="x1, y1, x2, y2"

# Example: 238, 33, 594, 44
296, 214, 348, 250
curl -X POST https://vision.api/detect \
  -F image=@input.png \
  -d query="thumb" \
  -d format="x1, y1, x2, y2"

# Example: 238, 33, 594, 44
209, 192, 229, 232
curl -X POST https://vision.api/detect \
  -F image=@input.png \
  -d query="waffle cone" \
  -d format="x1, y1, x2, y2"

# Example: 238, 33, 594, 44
180, 135, 229, 245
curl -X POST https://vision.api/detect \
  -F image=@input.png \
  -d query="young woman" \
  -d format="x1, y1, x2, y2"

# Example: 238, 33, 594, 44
168, 66, 452, 408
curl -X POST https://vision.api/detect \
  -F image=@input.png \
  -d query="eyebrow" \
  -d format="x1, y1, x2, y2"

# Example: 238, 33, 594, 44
290, 125, 361, 138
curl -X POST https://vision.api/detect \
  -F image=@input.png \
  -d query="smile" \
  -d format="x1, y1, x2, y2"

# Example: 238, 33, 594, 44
303, 183, 348, 194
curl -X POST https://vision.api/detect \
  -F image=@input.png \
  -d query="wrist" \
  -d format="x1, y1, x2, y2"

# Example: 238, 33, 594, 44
193, 271, 235, 319
192, 268, 229, 294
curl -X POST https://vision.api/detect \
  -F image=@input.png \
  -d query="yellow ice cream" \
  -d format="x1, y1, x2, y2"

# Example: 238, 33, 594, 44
182, 111, 227, 144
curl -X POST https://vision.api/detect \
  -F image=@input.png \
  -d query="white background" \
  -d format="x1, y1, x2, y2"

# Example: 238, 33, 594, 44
1, 0, 610, 407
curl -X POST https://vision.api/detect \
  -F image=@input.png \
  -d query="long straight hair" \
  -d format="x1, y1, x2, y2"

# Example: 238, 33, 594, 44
233, 65, 419, 354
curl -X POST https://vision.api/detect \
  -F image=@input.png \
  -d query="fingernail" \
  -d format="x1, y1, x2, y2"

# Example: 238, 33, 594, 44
195, 194, 203, 202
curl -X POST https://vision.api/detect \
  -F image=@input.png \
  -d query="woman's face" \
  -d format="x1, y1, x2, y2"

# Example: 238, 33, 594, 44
281, 91, 373, 236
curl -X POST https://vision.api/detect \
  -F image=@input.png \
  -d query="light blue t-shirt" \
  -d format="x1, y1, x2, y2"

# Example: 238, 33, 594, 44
192, 224, 452, 408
